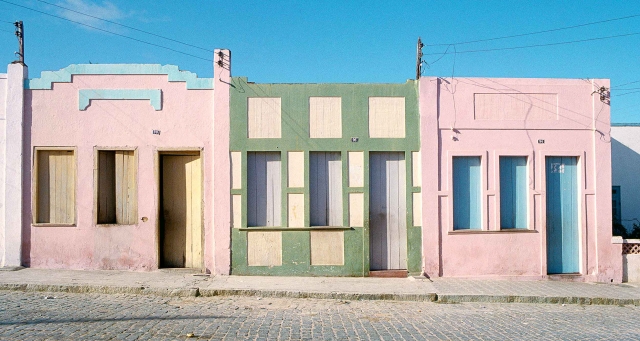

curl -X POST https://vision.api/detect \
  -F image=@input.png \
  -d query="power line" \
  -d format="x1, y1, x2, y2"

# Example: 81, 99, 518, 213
0, 28, 13, 33
34, 0, 212, 53
2, 20, 16, 24
429, 13, 640, 46
612, 80, 640, 89
0, 0, 213, 62
423, 31, 640, 56
615, 89, 640, 97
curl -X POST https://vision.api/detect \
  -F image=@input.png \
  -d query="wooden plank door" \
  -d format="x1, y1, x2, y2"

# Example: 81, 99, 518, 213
161, 154, 203, 268
310, 152, 342, 226
369, 152, 407, 270
546, 156, 579, 274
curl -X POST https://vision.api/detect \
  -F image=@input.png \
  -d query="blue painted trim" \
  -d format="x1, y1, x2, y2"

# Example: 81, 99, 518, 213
612, 123, 640, 126
26, 64, 214, 90
79, 89, 162, 111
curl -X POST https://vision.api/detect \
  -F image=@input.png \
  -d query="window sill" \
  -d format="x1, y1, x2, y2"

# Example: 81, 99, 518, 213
32, 223, 76, 227
448, 229, 537, 235
96, 224, 139, 227
239, 226, 353, 231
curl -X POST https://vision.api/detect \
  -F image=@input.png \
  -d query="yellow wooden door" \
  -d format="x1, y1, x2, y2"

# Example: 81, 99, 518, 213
161, 155, 202, 268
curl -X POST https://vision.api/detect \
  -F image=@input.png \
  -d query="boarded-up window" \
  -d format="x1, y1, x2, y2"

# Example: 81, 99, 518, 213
35, 149, 75, 224
310, 152, 343, 226
247, 98, 282, 138
309, 97, 342, 138
368, 97, 406, 138
247, 152, 281, 227
97, 150, 137, 225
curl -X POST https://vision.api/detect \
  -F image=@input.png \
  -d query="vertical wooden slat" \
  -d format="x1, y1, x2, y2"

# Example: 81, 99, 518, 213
327, 152, 342, 226
66, 151, 75, 224
115, 151, 124, 224
37, 151, 50, 223
127, 151, 136, 225
397, 154, 407, 269
369, 153, 387, 270
185, 157, 193, 267
191, 156, 203, 268
453, 156, 482, 230
50, 152, 59, 223
266, 152, 281, 226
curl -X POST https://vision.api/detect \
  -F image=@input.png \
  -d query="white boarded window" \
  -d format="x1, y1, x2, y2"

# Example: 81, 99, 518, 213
310, 152, 343, 226
35, 149, 75, 224
309, 97, 342, 138
368, 97, 405, 138
97, 150, 137, 225
247, 152, 282, 226
247, 97, 281, 138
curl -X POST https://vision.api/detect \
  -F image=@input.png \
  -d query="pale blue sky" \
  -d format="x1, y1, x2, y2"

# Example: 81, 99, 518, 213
1, 0, 639, 122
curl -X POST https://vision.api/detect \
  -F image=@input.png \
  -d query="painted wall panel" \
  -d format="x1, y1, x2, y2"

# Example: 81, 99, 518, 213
310, 152, 342, 226
499, 156, 527, 229
232, 194, 241, 228
231, 152, 241, 190
474, 93, 557, 120
309, 97, 342, 138
349, 193, 364, 227
287, 151, 304, 188
288, 193, 304, 228
247, 97, 281, 138
247, 231, 282, 266
348, 151, 364, 187
310, 231, 344, 265
247, 152, 282, 227
453, 156, 481, 230
368, 97, 406, 138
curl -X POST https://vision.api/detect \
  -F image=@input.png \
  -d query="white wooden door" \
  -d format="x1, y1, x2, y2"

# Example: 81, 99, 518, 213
369, 152, 407, 270
161, 154, 202, 268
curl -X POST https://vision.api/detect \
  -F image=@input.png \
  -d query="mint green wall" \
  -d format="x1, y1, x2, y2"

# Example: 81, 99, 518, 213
230, 77, 421, 276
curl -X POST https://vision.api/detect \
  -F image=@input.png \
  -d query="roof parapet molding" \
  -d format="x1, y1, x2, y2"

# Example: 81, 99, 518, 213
25, 64, 214, 90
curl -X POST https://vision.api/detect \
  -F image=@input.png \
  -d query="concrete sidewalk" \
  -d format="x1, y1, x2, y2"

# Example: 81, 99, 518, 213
1, 268, 639, 305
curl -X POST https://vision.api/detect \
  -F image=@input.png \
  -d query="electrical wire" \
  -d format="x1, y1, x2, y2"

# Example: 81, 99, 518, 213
2, 20, 16, 24
0, 0, 213, 62
34, 0, 212, 53
614, 89, 640, 97
423, 31, 640, 56
612, 80, 640, 89
429, 13, 640, 46
0, 28, 14, 33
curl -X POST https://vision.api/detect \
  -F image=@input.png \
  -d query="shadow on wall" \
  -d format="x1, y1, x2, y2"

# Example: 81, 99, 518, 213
611, 137, 640, 237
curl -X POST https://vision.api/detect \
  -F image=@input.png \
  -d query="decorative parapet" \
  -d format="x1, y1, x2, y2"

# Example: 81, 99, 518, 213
78, 89, 162, 111
26, 64, 214, 90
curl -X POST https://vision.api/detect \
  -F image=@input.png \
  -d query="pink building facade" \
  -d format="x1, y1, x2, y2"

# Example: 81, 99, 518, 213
0, 53, 623, 282
420, 77, 621, 282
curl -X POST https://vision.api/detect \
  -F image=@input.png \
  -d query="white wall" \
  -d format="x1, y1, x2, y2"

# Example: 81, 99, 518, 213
0, 63, 26, 268
611, 125, 640, 232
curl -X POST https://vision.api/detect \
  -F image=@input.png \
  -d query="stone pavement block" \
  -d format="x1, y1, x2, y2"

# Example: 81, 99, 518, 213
1, 268, 639, 305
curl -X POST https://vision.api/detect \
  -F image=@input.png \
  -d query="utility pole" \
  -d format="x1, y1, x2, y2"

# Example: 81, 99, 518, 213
416, 37, 424, 80
13, 21, 24, 65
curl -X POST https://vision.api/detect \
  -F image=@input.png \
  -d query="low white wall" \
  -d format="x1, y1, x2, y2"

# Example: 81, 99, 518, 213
623, 254, 640, 282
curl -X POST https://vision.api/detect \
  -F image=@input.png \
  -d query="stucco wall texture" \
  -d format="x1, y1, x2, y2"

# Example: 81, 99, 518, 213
420, 77, 622, 282
23, 71, 214, 271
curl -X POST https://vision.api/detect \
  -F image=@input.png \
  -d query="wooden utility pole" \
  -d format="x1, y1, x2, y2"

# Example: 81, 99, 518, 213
13, 21, 24, 65
416, 37, 424, 79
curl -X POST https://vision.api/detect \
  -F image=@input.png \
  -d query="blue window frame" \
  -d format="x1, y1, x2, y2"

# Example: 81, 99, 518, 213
499, 156, 528, 229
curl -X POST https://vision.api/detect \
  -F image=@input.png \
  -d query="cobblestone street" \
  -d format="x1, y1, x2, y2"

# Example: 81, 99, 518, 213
1, 291, 639, 340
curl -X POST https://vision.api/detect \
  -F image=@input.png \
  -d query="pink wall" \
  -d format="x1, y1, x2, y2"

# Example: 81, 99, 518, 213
420, 77, 622, 282
23, 70, 214, 271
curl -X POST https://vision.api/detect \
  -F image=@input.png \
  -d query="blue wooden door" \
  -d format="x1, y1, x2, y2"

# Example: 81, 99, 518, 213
546, 156, 579, 274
